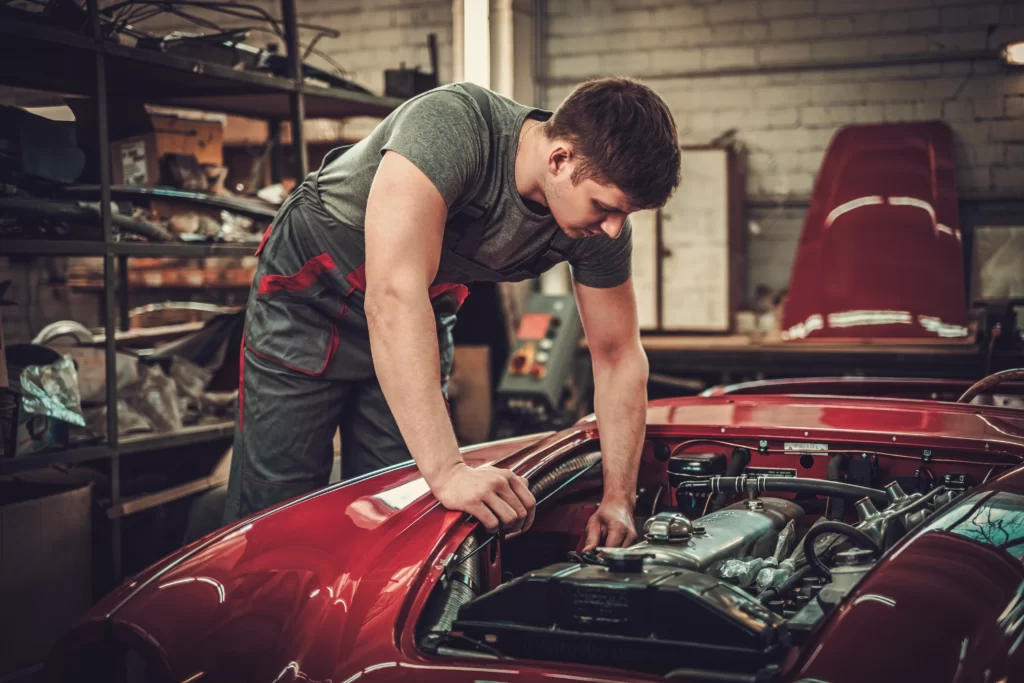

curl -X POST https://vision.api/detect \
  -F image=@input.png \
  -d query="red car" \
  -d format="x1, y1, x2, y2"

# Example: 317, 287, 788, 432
46, 371, 1024, 683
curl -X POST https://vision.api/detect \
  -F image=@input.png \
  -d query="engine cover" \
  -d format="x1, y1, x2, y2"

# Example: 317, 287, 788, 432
454, 563, 788, 676
633, 498, 804, 572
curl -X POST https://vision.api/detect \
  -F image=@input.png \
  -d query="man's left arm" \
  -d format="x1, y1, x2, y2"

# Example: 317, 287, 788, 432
574, 276, 649, 550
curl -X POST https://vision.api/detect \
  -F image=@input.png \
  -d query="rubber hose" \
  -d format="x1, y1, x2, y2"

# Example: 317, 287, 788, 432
710, 447, 750, 512
111, 213, 173, 242
418, 534, 480, 650
678, 476, 889, 505
826, 454, 849, 520
529, 450, 602, 501
0, 197, 172, 241
756, 564, 813, 603
802, 521, 883, 581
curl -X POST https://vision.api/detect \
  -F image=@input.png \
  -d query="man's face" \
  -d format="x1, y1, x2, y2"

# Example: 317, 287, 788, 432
543, 148, 633, 240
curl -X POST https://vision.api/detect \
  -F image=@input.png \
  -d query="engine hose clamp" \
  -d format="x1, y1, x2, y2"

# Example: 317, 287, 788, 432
447, 569, 478, 593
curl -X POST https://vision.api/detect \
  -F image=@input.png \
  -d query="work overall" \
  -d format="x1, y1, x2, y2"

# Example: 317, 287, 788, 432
225, 89, 576, 523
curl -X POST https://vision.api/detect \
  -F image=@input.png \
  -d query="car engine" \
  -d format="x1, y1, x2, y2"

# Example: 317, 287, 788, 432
419, 446, 976, 680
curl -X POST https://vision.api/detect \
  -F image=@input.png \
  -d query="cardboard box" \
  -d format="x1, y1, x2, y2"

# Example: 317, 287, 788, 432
0, 481, 93, 675
110, 114, 224, 186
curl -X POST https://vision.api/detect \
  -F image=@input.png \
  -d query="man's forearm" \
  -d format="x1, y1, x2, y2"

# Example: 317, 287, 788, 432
365, 291, 462, 486
592, 344, 649, 508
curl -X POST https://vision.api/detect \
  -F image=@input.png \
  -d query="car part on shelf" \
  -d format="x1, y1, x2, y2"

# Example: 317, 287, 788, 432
32, 321, 94, 346
56, 185, 276, 221
0, 196, 172, 241
781, 122, 969, 342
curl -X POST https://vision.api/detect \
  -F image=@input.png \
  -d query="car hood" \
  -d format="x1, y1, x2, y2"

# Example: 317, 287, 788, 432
48, 397, 1024, 682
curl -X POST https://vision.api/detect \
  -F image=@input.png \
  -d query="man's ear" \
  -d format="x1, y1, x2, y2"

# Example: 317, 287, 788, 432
548, 143, 574, 177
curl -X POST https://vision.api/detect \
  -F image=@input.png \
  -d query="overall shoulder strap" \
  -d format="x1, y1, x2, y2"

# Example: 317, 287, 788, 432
523, 228, 578, 278
444, 83, 498, 258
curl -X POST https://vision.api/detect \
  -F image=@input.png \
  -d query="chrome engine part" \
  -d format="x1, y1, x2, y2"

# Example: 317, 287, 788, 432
604, 497, 804, 573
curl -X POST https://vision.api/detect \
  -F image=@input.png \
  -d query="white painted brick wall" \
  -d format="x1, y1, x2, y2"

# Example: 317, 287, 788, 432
544, 0, 1024, 301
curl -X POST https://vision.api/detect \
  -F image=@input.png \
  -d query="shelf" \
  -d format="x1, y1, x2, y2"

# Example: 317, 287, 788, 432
119, 420, 235, 456
0, 444, 112, 476
158, 85, 404, 120
107, 470, 229, 519
0, 422, 234, 474
1, 239, 257, 258
110, 242, 258, 258
0, 17, 402, 120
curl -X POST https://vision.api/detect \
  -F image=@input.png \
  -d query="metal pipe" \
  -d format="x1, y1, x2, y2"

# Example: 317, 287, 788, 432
88, 0, 122, 584
532, 0, 546, 108
678, 475, 889, 505
539, 49, 996, 86
282, 0, 308, 178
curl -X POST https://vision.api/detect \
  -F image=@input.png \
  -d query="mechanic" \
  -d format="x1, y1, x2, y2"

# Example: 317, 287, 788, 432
225, 77, 681, 550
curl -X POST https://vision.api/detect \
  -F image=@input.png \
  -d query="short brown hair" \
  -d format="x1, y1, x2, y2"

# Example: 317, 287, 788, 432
546, 77, 680, 210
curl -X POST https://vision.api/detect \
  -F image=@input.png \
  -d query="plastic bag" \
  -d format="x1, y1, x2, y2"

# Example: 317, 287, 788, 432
773, 520, 796, 561
83, 399, 154, 437
133, 363, 183, 432
719, 557, 766, 588
170, 355, 212, 412
19, 355, 85, 426
756, 558, 796, 594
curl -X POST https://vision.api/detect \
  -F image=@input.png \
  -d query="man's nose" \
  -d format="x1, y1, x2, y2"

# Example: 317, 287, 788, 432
601, 214, 626, 239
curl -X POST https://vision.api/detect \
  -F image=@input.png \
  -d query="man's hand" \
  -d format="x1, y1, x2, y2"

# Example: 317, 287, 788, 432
582, 499, 638, 551
432, 462, 536, 535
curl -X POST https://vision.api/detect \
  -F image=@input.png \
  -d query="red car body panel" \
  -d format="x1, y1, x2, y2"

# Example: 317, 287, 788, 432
46, 398, 1024, 683
701, 376, 1024, 399
782, 122, 969, 342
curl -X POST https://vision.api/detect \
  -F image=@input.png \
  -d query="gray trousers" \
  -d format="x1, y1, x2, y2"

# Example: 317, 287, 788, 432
223, 347, 413, 524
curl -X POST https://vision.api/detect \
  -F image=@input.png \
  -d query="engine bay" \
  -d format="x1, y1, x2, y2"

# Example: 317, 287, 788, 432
416, 434, 1013, 679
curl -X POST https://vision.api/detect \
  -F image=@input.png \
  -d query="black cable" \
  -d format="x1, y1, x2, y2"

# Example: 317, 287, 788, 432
802, 522, 882, 581
710, 447, 749, 512
422, 630, 504, 658
756, 564, 812, 603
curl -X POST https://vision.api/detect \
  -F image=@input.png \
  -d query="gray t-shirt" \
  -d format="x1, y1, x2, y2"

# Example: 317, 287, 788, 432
317, 83, 632, 289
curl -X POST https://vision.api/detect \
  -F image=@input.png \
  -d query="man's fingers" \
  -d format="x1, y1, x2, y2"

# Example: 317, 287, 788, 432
582, 516, 605, 551
605, 523, 627, 549
522, 499, 536, 533
508, 474, 536, 510
468, 502, 499, 534
486, 494, 520, 532
495, 486, 528, 534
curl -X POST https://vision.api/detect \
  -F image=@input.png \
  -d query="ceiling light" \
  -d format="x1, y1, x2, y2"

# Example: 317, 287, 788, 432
1001, 42, 1024, 65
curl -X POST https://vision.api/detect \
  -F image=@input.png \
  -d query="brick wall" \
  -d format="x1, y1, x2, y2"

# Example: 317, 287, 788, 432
542, 0, 1024, 299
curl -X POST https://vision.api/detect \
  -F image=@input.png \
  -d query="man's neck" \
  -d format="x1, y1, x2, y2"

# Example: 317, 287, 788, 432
515, 118, 549, 208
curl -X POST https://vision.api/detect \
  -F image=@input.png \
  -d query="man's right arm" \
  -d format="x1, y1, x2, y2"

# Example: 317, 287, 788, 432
364, 150, 535, 534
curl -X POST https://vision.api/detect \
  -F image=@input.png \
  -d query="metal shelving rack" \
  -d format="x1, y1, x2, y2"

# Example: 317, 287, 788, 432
0, 0, 401, 582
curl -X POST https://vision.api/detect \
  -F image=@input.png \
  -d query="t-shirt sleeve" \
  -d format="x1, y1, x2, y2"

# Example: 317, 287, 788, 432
378, 90, 485, 209
568, 217, 633, 289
